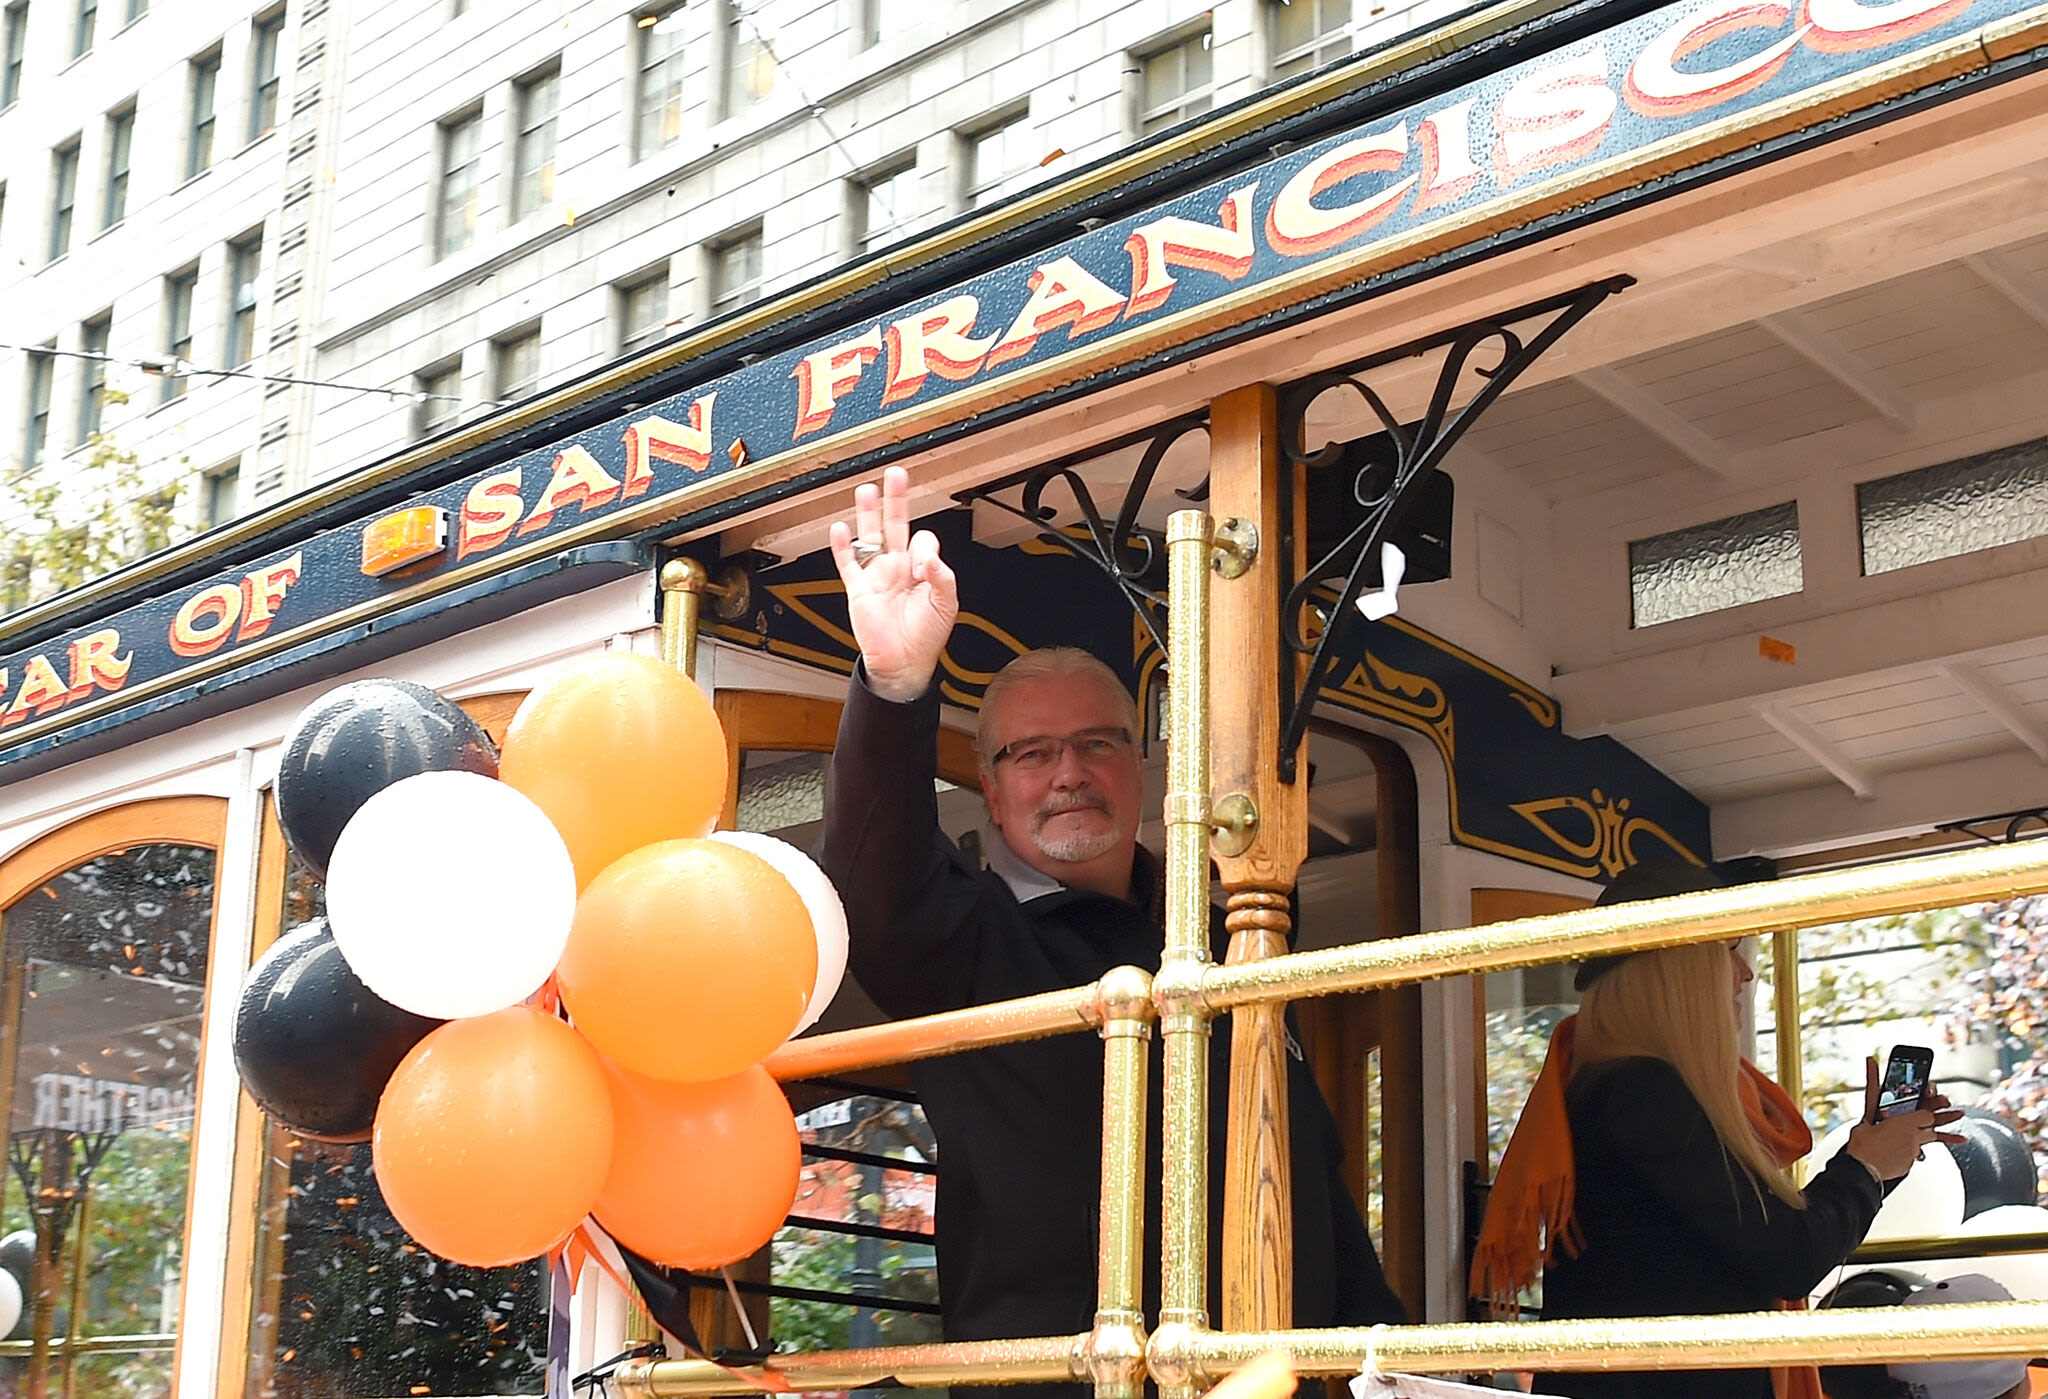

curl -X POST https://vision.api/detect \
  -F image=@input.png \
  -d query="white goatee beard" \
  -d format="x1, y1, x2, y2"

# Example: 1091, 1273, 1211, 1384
1032, 826, 1120, 863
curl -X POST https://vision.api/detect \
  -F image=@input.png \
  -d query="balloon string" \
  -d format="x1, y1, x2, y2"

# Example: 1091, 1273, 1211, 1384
722, 1265, 762, 1352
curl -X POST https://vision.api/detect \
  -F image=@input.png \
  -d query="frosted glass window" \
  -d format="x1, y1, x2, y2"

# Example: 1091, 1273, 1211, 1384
1628, 502, 1802, 628
1858, 436, 2048, 575
737, 751, 825, 833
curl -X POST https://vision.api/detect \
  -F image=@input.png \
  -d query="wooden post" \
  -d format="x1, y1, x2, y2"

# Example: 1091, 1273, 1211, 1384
1208, 384, 1307, 1332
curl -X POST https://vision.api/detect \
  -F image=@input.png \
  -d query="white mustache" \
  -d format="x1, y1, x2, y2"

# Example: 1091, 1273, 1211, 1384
1033, 793, 1111, 828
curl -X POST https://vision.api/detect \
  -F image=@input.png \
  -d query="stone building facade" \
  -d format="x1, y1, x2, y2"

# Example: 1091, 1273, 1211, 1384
0, 0, 1451, 539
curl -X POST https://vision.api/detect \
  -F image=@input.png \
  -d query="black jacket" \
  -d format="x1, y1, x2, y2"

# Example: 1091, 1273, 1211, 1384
1535, 1057, 1885, 1399
818, 672, 1404, 1386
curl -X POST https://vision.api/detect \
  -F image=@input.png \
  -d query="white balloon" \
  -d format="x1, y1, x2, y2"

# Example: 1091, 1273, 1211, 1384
709, 831, 847, 1035
326, 771, 577, 1020
0, 1266, 20, 1338
1813, 1125, 1966, 1242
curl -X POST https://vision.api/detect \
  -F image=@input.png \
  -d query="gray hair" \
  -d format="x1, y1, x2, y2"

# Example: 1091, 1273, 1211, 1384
974, 647, 1141, 776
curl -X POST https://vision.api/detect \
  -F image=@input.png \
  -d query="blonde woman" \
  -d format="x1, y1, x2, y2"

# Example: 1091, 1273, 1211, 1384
1473, 862, 1962, 1399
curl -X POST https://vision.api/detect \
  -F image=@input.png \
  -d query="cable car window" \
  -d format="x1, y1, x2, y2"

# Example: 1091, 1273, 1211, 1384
0, 843, 214, 1396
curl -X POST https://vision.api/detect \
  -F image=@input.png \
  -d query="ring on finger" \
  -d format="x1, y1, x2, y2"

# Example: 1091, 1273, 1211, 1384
852, 537, 884, 567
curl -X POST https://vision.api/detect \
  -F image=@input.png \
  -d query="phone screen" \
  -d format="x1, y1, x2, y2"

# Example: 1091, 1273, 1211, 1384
1876, 1049, 1931, 1120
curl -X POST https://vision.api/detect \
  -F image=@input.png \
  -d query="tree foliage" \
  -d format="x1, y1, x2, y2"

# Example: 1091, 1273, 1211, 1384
0, 389, 193, 615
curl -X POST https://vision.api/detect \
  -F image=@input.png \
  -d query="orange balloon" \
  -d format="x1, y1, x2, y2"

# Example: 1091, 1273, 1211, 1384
558, 839, 817, 1082
595, 1061, 800, 1270
499, 653, 729, 888
373, 1007, 614, 1267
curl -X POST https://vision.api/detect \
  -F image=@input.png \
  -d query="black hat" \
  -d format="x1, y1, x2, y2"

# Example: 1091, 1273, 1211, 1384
1573, 858, 1731, 991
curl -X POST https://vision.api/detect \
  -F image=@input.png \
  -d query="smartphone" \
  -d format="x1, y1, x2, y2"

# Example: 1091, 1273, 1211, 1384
1876, 1045, 1934, 1120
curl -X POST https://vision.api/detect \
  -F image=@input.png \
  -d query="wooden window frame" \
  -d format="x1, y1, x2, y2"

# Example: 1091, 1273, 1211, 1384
0, 795, 229, 1395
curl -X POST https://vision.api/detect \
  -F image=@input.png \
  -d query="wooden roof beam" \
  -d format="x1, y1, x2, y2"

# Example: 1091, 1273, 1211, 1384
1756, 700, 1879, 800
1964, 249, 2048, 335
1757, 310, 1915, 433
1573, 367, 1736, 478
1939, 660, 2048, 764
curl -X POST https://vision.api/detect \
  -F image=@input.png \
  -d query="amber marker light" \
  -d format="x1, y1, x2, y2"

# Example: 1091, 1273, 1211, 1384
361, 506, 450, 577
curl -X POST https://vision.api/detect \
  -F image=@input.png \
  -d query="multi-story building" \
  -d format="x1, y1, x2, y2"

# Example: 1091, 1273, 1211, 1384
0, 0, 1427, 543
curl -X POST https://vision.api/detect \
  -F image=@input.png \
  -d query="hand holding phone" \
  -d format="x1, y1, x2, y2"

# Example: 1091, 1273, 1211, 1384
1875, 1045, 1934, 1121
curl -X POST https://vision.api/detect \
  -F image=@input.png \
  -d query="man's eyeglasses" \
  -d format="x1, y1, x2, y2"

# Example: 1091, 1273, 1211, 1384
990, 727, 1133, 772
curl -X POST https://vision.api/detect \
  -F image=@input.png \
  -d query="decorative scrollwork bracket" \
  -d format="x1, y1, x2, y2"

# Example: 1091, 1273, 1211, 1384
1271, 276, 1633, 781
953, 414, 1212, 658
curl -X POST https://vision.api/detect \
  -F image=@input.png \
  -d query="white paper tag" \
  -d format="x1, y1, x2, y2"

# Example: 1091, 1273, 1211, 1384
1351, 1372, 1515, 1398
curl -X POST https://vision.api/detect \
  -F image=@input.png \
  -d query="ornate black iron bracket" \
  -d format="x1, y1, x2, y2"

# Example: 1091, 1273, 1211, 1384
1938, 807, 2048, 845
953, 414, 1212, 658
1272, 276, 1633, 781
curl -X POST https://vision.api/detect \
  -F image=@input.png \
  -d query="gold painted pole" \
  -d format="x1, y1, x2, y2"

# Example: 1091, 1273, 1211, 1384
1153, 509, 1216, 1399
1180, 1303, 2048, 1376
764, 985, 1102, 1080
611, 1334, 1086, 1397
1082, 967, 1155, 1399
1200, 840, 2048, 1010
659, 559, 710, 678
609, 1301, 2048, 1396
1206, 384, 1301, 1334
1771, 926, 1805, 1182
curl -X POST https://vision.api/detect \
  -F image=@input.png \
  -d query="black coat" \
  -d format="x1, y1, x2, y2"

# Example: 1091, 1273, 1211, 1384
818, 672, 1404, 1396
1535, 1057, 1885, 1399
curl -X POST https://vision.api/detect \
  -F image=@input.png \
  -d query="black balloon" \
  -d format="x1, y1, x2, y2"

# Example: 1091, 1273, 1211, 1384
233, 922, 443, 1141
0, 1231, 29, 1283
276, 678, 498, 877
1952, 1107, 2038, 1219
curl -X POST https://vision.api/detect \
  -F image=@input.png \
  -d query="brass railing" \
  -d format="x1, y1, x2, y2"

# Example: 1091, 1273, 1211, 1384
618, 509, 2048, 1397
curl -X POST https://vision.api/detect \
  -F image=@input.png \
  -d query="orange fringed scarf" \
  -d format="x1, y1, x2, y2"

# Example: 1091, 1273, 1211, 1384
1470, 1016, 1823, 1399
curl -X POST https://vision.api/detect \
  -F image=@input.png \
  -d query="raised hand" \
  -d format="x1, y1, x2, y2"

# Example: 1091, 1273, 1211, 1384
828, 466, 959, 703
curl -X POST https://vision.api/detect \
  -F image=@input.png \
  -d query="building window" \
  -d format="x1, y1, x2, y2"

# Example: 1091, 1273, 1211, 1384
2, 5, 26, 107
710, 228, 764, 316
1269, 0, 1350, 81
188, 50, 220, 178
79, 312, 111, 441
415, 360, 463, 438
103, 104, 134, 228
1858, 434, 2048, 575
249, 9, 283, 142
73, 0, 94, 58
49, 139, 79, 261
617, 270, 670, 355
965, 113, 1036, 209
24, 347, 53, 468
0, 183, 8, 246
125, 0, 144, 20
1137, 29, 1214, 136
1629, 502, 1803, 628
635, 5, 687, 159
492, 326, 540, 402
512, 64, 558, 221
723, 0, 771, 119
863, 0, 917, 46
225, 232, 262, 365
203, 463, 239, 527
436, 107, 482, 259
163, 266, 197, 401
856, 160, 918, 253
